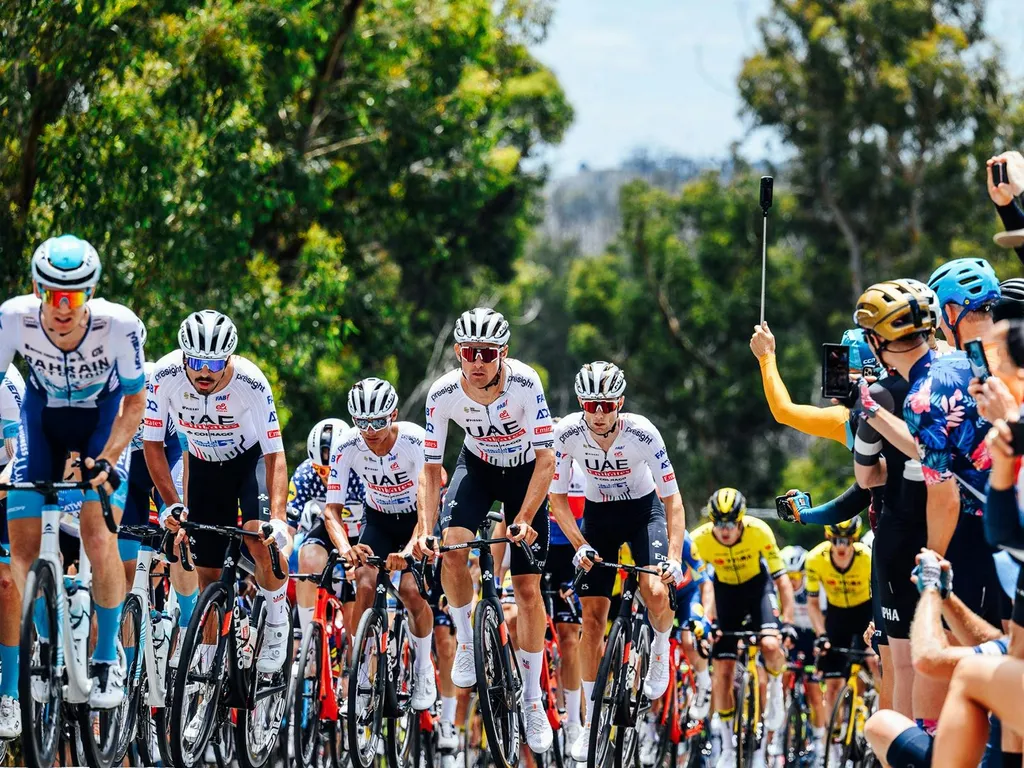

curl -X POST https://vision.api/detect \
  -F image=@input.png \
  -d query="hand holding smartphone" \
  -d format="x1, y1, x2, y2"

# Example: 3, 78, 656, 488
994, 160, 1010, 187
964, 339, 991, 383
822, 343, 852, 399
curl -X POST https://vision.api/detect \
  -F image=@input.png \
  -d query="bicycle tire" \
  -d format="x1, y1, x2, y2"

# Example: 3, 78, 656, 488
732, 665, 759, 768
823, 685, 854, 768
170, 582, 230, 768
155, 623, 179, 768
473, 599, 520, 768
385, 612, 418, 768
238, 599, 292, 768
588, 618, 627, 768
781, 686, 807, 767
348, 608, 387, 768
464, 692, 489, 768
19, 561, 62, 768
615, 624, 649, 768
111, 593, 145, 763
215, 715, 238, 768
294, 622, 325, 765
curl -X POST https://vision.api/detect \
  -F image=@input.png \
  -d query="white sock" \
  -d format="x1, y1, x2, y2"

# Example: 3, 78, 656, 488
697, 668, 711, 688
719, 716, 734, 745
297, 606, 314, 634
652, 627, 670, 655
518, 649, 543, 701
441, 695, 458, 725
564, 687, 581, 726
262, 583, 289, 625
582, 680, 595, 723
450, 602, 473, 645
412, 632, 434, 672
811, 726, 824, 739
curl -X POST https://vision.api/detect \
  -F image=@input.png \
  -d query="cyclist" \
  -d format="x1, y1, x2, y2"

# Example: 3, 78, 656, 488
779, 545, 826, 759
545, 416, 585, 746
413, 307, 556, 752
145, 309, 292, 673
805, 518, 873, 757
0, 235, 147, 708
0, 366, 22, 466
0, 369, 23, 737
324, 377, 437, 710
292, 417, 365, 644
690, 489, 794, 768
546, 361, 687, 760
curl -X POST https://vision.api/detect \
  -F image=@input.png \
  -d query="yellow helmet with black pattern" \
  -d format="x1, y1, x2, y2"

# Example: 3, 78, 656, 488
705, 487, 746, 523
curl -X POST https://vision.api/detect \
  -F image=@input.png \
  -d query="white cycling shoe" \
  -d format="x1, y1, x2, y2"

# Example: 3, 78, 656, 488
451, 642, 476, 688
570, 720, 592, 762
89, 648, 127, 710
437, 720, 459, 753
643, 651, 671, 700
0, 696, 21, 739
764, 676, 785, 732
411, 667, 437, 711
524, 698, 553, 753
256, 622, 289, 674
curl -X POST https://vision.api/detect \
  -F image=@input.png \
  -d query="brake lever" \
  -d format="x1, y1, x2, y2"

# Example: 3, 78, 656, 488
262, 523, 286, 580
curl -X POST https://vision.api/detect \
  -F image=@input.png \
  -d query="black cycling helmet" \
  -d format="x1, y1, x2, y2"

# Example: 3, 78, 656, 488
706, 487, 746, 524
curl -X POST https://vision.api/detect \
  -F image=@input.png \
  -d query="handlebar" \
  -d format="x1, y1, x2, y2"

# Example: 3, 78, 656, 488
166, 516, 287, 578
0, 479, 117, 534
362, 555, 428, 599
571, 561, 678, 611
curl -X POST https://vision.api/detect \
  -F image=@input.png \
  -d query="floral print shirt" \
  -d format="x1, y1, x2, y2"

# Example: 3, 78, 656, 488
903, 350, 991, 516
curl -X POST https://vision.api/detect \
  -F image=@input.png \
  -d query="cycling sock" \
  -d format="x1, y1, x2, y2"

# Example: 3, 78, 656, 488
0, 644, 18, 697
564, 687, 581, 726
441, 696, 458, 725
93, 602, 123, 663
411, 631, 433, 672
176, 589, 198, 629
518, 649, 543, 701
262, 582, 289, 625
124, 645, 137, 674
696, 669, 711, 688
652, 627, 670, 655
33, 596, 49, 642
297, 606, 314, 634
582, 680, 595, 713
450, 602, 473, 645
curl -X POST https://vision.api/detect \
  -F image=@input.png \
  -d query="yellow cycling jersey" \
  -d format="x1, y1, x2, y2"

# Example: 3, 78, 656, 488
690, 517, 785, 586
805, 541, 872, 608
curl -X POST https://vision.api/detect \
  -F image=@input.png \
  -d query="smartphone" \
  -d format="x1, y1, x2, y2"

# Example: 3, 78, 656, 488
775, 492, 812, 520
1010, 422, 1024, 456
994, 160, 1009, 186
821, 343, 851, 399
964, 339, 991, 382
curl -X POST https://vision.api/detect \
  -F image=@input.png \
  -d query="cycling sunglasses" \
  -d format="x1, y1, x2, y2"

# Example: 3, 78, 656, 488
458, 346, 502, 363
185, 356, 228, 373
831, 536, 853, 547
353, 416, 392, 432
713, 520, 739, 531
581, 400, 620, 414
40, 288, 89, 309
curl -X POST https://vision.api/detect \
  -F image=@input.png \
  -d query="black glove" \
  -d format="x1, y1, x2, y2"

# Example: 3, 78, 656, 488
88, 458, 121, 492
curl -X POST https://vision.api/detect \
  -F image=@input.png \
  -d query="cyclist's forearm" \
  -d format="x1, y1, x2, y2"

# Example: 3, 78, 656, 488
910, 588, 963, 680
550, 494, 586, 549
182, 452, 189, 506
775, 574, 794, 623
144, 440, 181, 508
862, 409, 916, 459
264, 450, 288, 521
941, 592, 1003, 646
420, 464, 443, 534
664, 493, 685, 561
324, 504, 353, 554
700, 579, 715, 618
926, 481, 959, 556
100, 391, 144, 462
515, 450, 555, 522
808, 600, 826, 636
799, 482, 870, 525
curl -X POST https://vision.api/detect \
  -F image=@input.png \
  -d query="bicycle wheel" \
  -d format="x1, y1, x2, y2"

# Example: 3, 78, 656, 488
781, 687, 809, 767
823, 685, 854, 768
464, 692, 489, 768
170, 582, 230, 768
110, 593, 145, 763
214, 714, 238, 768
615, 624, 649, 768
386, 612, 419, 768
473, 599, 520, 768
19, 561, 62, 768
294, 622, 325, 765
732, 666, 759, 768
348, 608, 388, 768
155, 623, 179, 768
238, 599, 292, 768
588, 619, 627, 768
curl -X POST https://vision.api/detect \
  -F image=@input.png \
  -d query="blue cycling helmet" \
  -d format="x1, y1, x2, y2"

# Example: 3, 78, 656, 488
928, 258, 1000, 346
31, 235, 101, 291
840, 328, 878, 372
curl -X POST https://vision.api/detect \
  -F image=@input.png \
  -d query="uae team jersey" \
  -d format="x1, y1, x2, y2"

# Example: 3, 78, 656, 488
424, 359, 554, 467
143, 352, 284, 461
551, 412, 679, 502
0, 365, 24, 465
0, 296, 146, 405
327, 422, 425, 515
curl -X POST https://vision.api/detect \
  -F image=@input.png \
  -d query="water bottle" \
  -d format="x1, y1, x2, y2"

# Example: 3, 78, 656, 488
68, 585, 91, 668
235, 604, 253, 669
152, 609, 171, 671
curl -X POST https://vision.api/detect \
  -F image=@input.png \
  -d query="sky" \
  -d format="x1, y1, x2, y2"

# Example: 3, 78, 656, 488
532, 0, 1024, 176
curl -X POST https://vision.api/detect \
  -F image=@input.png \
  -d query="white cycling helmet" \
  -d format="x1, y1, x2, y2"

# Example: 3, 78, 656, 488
780, 545, 807, 573
347, 378, 399, 420
574, 361, 627, 400
894, 278, 941, 330
31, 235, 101, 291
307, 418, 349, 466
453, 307, 511, 346
178, 310, 238, 360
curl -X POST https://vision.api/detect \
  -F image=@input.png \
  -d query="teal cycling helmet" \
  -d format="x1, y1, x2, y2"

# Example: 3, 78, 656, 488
840, 329, 878, 373
928, 258, 1000, 346
31, 235, 101, 291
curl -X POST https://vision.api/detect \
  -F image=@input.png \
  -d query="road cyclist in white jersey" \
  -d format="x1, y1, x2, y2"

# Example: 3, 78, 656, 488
0, 235, 148, 709
323, 377, 438, 710
411, 306, 558, 754
0, 367, 24, 467
547, 361, 688, 762
0, 369, 24, 739
144, 309, 292, 673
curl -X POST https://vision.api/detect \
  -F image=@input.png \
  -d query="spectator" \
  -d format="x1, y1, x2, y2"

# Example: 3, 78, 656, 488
987, 152, 1024, 258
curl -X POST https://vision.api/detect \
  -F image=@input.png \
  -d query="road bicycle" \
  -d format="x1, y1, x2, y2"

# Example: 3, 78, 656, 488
168, 519, 289, 768
822, 647, 877, 768
645, 622, 710, 768
715, 621, 777, 768
573, 560, 678, 768
780, 650, 816, 768
1, 477, 124, 768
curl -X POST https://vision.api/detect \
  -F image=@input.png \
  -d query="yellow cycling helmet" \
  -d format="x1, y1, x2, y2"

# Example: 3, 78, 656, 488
706, 487, 746, 523
854, 281, 935, 342
826, 515, 862, 541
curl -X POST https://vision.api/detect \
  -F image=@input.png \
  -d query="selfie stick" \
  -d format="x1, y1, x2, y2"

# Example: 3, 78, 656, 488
759, 176, 774, 325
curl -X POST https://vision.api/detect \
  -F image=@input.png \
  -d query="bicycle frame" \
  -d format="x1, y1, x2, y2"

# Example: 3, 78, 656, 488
292, 551, 346, 722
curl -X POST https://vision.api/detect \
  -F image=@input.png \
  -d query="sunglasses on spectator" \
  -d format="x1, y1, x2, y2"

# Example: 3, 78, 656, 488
581, 400, 620, 414
41, 288, 89, 309
354, 416, 392, 432
458, 346, 502, 363
185, 356, 229, 373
